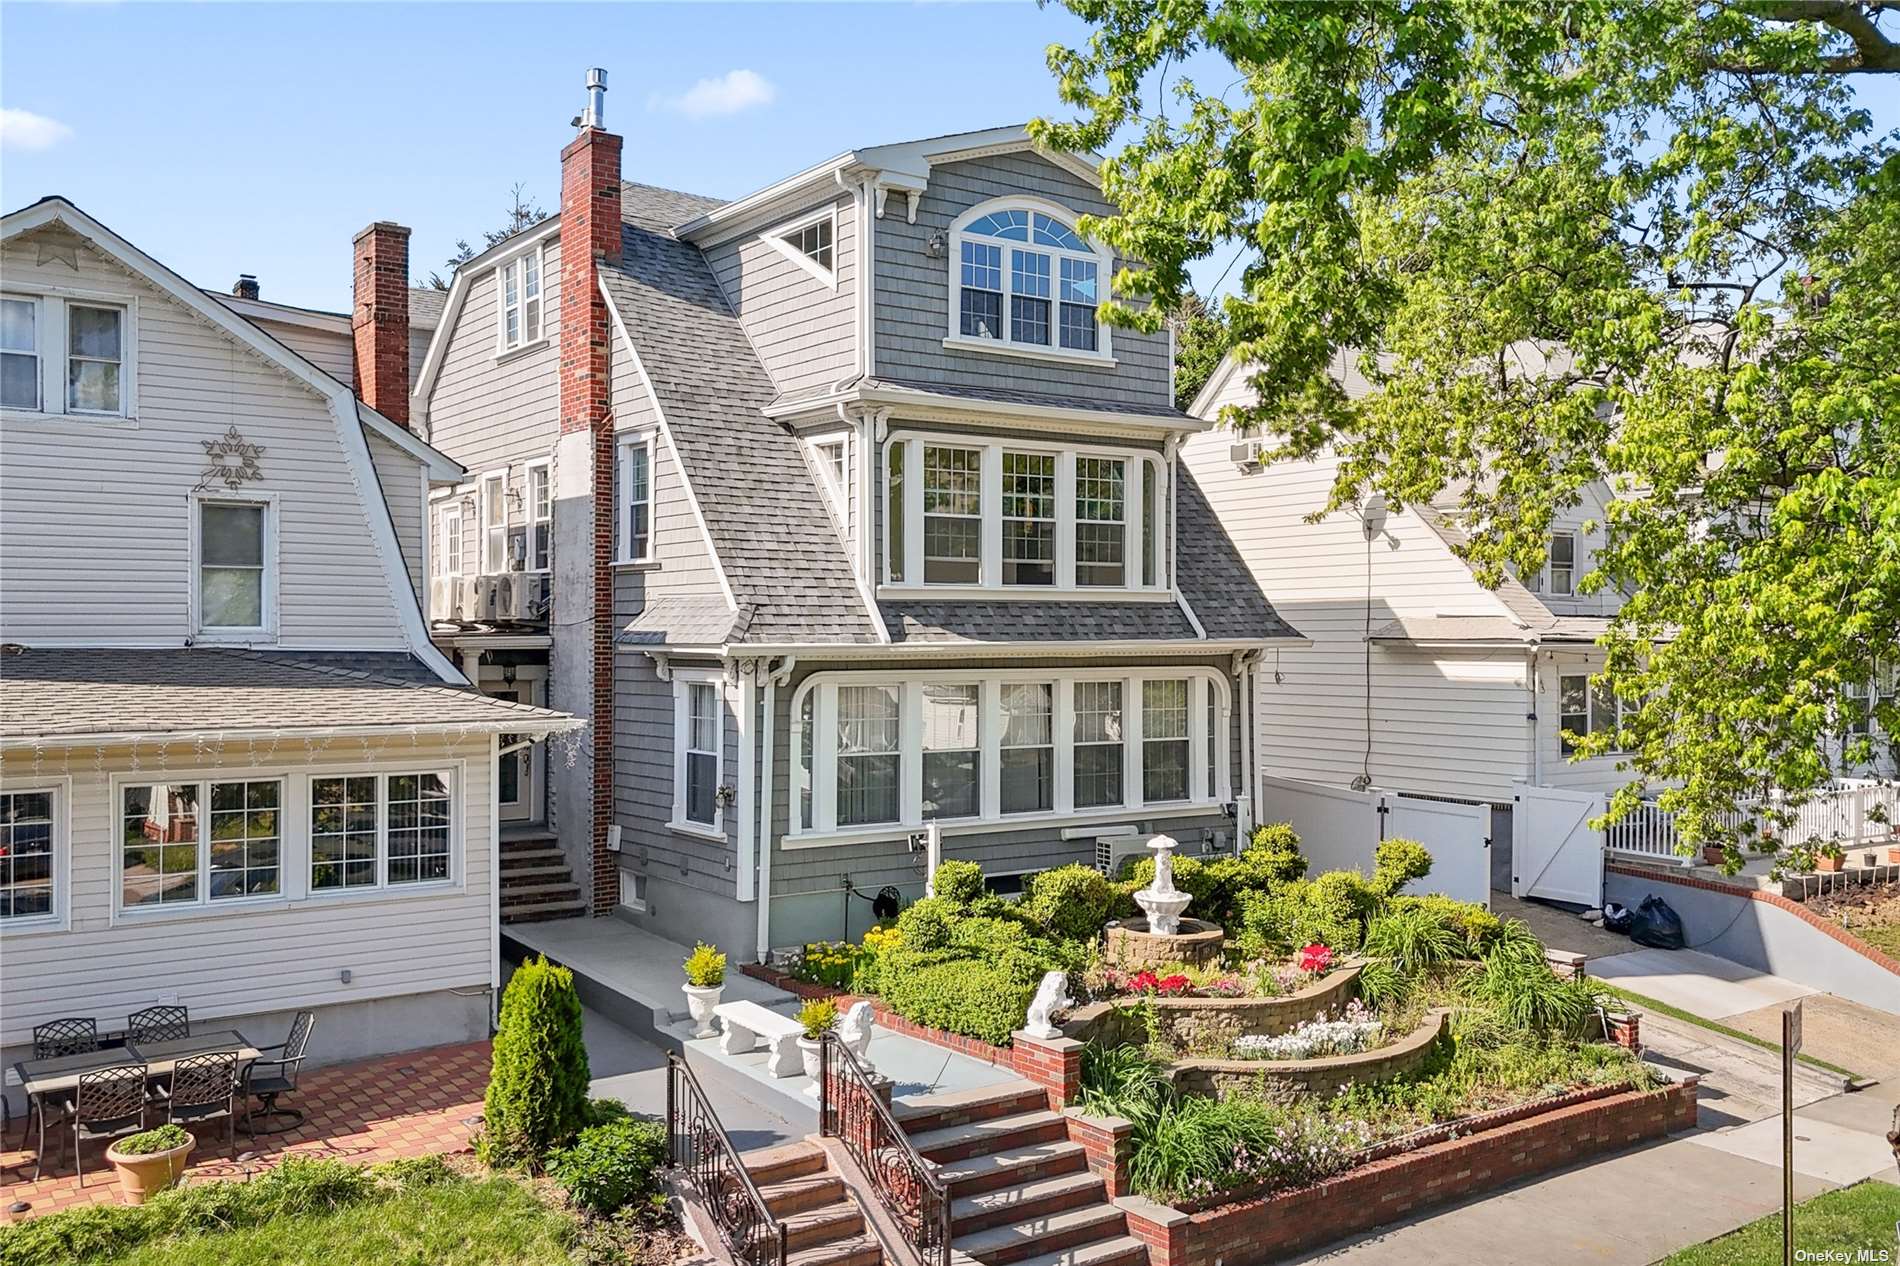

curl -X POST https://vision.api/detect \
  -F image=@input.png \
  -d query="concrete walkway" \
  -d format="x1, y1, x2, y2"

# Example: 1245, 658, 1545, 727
1590, 947, 1818, 1020
1490, 889, 1636, 959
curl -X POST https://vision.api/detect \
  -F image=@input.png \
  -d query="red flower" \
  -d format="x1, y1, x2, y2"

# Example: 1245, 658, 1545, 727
1128, 970, 1160, 993
1297, 943, 1333, 974
1156, 974, 1192, 996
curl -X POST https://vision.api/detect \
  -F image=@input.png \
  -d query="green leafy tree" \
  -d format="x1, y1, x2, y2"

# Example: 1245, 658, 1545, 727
1168, 290, 1231, 410
1037, 1, 1898, 862
480, 956, 591, 1170
427, 182, 552, 289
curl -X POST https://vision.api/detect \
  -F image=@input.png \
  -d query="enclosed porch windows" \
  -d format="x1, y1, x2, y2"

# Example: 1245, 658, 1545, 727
791, 668, 1229, 840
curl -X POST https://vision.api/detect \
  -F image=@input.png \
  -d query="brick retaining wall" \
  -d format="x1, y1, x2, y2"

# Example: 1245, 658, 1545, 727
1114, 1077, 1699, 1266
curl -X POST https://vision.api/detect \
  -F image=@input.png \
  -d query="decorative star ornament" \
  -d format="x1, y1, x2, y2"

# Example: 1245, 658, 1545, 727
194, 425, 266, 492
34, 232, 80, 271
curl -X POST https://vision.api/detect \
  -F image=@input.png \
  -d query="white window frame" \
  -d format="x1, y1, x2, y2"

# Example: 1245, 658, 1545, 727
480, 470, 509, 574
115, 775, 289, 916
494, 241, 547, 356
0, 779, 70, 933
190, 490, 278, 642
442, 505, 464, 577
524, 458, 552, 572
788, 667, 1230, 846
943, 196, 1114, 366
882, 431, 1168, 597
761, 206, 839, 289
671, 670, 726, 840
1558, 671, 1625, 755
1, 293, 43, 414
1534, 531, 1577, 596
618, 433, 655, 564
805, 430, 851, 532
0, 289, 138, 422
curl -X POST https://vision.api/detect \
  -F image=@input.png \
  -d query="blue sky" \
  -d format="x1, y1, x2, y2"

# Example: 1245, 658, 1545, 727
2, 3, 1895, 314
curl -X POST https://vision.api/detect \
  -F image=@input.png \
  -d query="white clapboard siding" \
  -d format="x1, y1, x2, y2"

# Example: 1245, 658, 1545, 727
0, 733, 495, 1047
1184, 406, 1535, 803
367, 429, 425, 599
0, 237, 412, 650
420, 237, 563, 477
253, 316, 354, 384
1532, 649, 1638, 792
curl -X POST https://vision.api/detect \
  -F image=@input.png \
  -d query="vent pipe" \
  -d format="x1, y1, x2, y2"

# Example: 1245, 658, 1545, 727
582, 68, 607, 128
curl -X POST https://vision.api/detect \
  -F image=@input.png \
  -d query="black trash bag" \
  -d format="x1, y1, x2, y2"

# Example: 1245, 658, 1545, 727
1629, 894, 1685, 950
1601, 902, 1633, 935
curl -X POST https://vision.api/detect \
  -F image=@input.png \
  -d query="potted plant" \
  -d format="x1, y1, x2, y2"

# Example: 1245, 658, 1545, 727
796, 998, 839, 1098
1815, 842, 1846, 873
105, 1124, 193, 1204
682, 942, 727, 1038
1701, 843, 1727, 867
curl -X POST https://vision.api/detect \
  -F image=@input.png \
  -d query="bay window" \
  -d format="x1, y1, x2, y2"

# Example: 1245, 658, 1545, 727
885, 435, 1166, 593
792, 670, 1228, 838
949, 203, 1109, 361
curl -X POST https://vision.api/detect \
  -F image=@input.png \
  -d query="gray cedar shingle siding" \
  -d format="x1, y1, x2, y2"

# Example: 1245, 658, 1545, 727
704, 191, 858, 398
872, 153, 1172, 408
2, 648, 571, 739
602, 186, 880, 646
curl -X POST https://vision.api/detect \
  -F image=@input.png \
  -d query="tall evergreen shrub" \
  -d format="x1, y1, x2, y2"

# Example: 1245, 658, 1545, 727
479, 955, 591, 1169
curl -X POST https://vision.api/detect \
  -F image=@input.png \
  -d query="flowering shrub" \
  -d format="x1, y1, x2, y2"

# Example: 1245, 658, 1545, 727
1230, 1001, 1382, 1060
1297, 943, 1334, 974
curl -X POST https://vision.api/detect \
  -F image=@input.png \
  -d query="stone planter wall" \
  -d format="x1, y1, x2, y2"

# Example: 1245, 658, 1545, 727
1061, 961, 1362, 1052
1161, 1008, 1450, 1099
1115, 1077, 1700, 1266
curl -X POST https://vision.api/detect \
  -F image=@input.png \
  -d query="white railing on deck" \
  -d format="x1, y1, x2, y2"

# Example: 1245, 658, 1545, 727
1603, 778, 1900, 862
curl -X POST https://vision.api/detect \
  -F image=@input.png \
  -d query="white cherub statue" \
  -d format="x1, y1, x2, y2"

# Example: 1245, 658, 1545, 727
1023, 970, 1073, 1040
836, 999, 876, 1068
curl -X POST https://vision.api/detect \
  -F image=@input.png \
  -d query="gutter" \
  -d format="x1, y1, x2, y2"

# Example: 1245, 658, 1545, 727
2, 716, 585, 751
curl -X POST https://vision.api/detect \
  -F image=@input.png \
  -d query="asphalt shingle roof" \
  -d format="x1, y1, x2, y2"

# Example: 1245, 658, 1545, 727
859, 377, 1198, 425
1174, 467, 1299, 641
879, 600, 1198, 644
1, 648, 578, 741
602, 186, 880, 646
619, 596, 739, 647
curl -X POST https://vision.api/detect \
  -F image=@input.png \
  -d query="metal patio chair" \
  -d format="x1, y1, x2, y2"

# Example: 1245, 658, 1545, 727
25, 1017, 101, 1179
162, 1051, 239, 1159
69, 1064, 148, 1186
241, 1011, 315, 1137
127, 1005, 191, 1044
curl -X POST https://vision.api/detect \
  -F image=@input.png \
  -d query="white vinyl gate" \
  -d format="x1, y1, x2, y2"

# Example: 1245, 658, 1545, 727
1512, 783, 1605, 906
1259, 776, 1490, 906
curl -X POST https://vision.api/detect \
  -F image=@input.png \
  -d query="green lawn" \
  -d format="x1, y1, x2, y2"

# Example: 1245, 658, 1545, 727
1655, 1180, 1900, 1266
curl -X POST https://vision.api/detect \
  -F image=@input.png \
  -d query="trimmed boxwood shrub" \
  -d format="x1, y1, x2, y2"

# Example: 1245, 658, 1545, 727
1022, 863, 1118, 943
480, 955, 591, 1170
878, 954, 1037, 1046
931, 859, 985, 908
1371, 837, 1434, 896
548, 1116, 667, 1216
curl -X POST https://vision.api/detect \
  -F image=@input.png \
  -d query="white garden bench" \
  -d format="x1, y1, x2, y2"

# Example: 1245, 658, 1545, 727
714, 1001, 805, 1076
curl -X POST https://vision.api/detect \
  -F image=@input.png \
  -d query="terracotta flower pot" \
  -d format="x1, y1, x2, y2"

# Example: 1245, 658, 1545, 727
105, 1134, 193, 1204
1701, 845, 1726, 867
1815, 853, 1845, 873
1886, 845, 1900, 866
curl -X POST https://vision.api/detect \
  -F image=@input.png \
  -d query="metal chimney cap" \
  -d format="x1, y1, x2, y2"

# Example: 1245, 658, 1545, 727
586, 67, 607, 90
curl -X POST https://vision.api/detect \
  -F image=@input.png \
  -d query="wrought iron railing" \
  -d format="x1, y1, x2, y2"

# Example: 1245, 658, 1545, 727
818, 1031, 952, 1266
666, 1052, 787, 1266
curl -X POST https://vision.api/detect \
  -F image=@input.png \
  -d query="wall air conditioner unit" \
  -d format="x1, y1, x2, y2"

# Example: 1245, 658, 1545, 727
1229, 440, 1264, 470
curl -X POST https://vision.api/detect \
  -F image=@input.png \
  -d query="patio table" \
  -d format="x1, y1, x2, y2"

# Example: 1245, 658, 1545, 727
14, 1029, 259, 1098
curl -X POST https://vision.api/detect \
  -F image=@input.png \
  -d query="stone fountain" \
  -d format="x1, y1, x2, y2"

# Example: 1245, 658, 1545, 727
1104, 833, 1225, 969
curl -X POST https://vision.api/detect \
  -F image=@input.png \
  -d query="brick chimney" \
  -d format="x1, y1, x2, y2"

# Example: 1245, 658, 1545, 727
231, 274, 260, 301
351, 221, 411, 426
557, 69, 622, 916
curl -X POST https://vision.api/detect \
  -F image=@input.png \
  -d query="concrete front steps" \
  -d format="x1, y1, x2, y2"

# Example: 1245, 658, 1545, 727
498, 831, 584, 924
894, 1081, 1145, 1266
741, 1141, 882, 1266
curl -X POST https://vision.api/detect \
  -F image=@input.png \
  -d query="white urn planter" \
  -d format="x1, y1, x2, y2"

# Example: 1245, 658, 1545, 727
798, 1035, 825, 1098
683, 983, 724, 1038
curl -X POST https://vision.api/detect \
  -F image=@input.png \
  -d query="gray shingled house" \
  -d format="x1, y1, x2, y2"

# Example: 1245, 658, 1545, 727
402, 76, 1299, 960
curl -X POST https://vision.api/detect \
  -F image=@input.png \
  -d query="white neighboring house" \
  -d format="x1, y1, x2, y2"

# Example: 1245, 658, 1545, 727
0, 197, 579, 1102
1181, 353, 1638, 877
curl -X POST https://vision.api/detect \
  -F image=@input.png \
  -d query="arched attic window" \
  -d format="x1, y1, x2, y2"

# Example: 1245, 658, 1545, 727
950, 201, 1110, 359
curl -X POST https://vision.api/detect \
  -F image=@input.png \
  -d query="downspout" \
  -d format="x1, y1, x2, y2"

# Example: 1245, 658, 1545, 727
1234, 650, 1259, 839
489, 730, 502, 1029
735, 662, 757, 903
756, 655, 796, 960
1526, 648, 1542, 785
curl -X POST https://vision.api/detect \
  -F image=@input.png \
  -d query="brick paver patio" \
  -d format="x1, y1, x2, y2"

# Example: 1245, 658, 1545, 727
0, 1039, 492, 1221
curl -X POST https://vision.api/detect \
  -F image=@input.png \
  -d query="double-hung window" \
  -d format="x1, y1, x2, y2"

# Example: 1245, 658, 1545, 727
951, 205, 1106, 359
922, 445, 982, 584
122, 778, 282, 909
677, 678, 722, 830
1541, 533, 1576, 596
922, 683, 980, 820
481, 472, 508, 573
793, 671, 1228, 838
197, 498, 270, 634
0, 789, 57, 922
886, 437, 1164, 593
67, 304, 124, 414
442, 506, 464, 576
525, 461, 551, 571
836, 685, 901, 827
311, 771, 453, 892
1072, 682, 1125, 809
2, 297, 40, 411
619, 435, 653, 564
1558, 673, 1623, 755
1075, 458, 1127, 587
498, 245, 543, 353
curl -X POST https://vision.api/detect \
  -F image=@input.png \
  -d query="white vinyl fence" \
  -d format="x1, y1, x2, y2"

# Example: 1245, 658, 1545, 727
1604, 778, 1900, 863
1259, 776, 1490, 906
